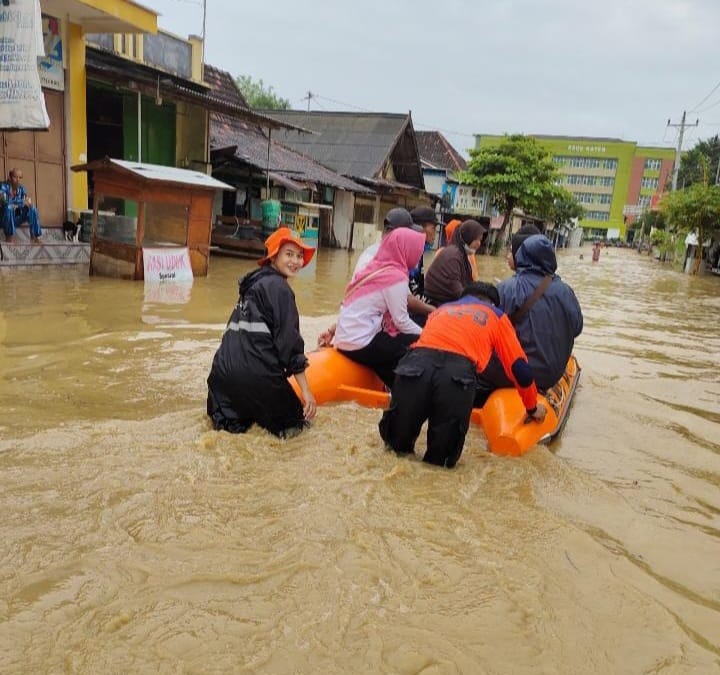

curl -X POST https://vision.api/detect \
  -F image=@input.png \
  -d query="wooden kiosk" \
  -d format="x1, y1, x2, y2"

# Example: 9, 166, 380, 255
72, 158, 233, 279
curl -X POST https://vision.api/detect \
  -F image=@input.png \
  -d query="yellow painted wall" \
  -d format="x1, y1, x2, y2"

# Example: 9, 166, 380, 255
75, 0, 156, 34
67, 22, 87, 210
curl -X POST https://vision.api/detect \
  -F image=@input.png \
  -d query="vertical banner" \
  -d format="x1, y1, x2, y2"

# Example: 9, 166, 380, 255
0, 0, 50, 130
38, 14, 63, 91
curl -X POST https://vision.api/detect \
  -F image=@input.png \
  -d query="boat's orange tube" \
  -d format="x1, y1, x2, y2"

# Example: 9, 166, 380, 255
291, 348, 580, 457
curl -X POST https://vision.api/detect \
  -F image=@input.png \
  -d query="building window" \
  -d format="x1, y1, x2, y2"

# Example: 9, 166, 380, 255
598, 194, 613, 204
641, 177, 659, 190
583, 211, 610, 221
644, 158, 662, 171
602, 159, 618, 171
637, 195, 652, 208
599, 176, 615, 187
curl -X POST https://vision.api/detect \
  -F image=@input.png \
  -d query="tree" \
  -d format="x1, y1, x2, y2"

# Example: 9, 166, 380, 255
458, 135, 561, 235
235, 75, 290, 110
546, 188, 585, 228
660, 181, 720, 273
633, 208, 666, 247
677, 135, 720, 189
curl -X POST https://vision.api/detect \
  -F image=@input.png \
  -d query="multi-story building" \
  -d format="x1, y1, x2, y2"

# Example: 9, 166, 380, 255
475, 134, 675, 240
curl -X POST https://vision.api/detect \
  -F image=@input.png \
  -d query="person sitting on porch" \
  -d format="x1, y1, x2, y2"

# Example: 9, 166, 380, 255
0, 168, 43, 241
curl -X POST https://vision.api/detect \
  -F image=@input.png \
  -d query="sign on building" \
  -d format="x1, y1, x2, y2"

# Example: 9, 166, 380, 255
38, 15, 64, 91
0, 0, 50, 130
622, 204, 645, 217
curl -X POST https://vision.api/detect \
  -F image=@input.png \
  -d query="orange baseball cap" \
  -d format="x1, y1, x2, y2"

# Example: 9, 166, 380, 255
258, 227, 315, 267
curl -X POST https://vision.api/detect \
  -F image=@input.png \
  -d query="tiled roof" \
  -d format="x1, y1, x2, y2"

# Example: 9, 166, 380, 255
210, 113, 371, 193
415, 131, 467, 171
202, 64, 250, 109
256, 110, 425, 189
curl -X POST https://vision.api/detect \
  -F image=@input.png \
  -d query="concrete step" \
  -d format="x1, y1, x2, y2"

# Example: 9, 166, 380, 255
1, 228, 89, 267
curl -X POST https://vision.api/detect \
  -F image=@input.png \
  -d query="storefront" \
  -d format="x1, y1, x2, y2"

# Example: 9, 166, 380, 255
1, 1, 157, 229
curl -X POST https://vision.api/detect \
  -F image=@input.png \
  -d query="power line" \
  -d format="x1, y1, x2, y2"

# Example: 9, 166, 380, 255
695, 96, 720, 114
690, 79, 720, 112
313, 94, 373, 112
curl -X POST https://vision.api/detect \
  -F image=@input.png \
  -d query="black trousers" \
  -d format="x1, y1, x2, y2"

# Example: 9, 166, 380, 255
378, 348, 477, 468
474, 354, 513, 407
207, 371, 305, 437
339, 331, 418, 388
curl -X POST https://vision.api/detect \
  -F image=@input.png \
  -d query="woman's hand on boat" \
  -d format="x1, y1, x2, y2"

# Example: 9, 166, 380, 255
317, 324, 336, 348
303, 394, 317, 421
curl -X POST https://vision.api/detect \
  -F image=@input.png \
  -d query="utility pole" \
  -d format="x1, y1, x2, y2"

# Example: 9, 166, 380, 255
304, 91, 314, 112
667, 111, 699, 191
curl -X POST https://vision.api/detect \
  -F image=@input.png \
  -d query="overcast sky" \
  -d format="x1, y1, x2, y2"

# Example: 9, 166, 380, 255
146, 0, 720, 157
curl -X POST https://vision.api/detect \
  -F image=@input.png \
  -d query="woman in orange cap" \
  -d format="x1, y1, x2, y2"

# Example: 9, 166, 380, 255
206, 227, 317, 439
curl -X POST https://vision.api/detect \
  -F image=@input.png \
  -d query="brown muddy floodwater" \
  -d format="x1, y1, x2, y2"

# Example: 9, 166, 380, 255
1, 247, 719, 674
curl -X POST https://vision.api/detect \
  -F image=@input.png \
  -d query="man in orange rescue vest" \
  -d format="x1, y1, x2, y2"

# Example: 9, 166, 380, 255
379, 281, 547, 468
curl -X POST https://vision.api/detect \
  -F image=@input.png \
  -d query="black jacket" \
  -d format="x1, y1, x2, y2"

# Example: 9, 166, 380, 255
210, 266, 307, 384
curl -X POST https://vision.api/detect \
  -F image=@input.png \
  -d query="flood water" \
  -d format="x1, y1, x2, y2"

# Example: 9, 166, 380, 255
1, 246, 719, 674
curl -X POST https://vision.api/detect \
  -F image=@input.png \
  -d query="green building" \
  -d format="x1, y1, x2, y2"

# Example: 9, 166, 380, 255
475, 135, 676, 239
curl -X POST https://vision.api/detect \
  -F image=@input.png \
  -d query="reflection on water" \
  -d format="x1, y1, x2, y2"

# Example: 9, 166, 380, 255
1, 249, 719, 673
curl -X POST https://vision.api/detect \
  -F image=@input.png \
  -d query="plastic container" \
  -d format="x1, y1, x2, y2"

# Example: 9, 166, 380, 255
261, 200, 281, 236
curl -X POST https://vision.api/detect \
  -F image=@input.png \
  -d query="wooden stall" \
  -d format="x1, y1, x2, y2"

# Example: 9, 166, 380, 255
71, 158, 232, 279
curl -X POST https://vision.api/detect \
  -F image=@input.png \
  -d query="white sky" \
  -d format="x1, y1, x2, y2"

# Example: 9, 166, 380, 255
146, 0, 720, 157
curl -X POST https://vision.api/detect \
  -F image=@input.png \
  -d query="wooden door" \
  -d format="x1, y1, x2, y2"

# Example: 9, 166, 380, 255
1, 89, 66, 227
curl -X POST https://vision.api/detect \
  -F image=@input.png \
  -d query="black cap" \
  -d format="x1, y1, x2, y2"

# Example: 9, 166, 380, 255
410, 206, 441, 227
384, 208, 423, 232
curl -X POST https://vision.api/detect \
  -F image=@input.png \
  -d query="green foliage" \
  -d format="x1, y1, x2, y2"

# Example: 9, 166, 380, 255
546, 188, 585, 227
660, 182, 720, 272
636, 209, 666, 232
677, 135, 720, 189
235, 75, 290, 110
650, 229, 676, 262
661, 182, 720, 234
458, 135, 560, 226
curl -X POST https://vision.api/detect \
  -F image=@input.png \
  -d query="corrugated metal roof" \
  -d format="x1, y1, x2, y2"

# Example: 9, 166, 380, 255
211, 113, 372, 193
85, 47, 309, 132
258, 110, 423, 187
73, 158, 234, 190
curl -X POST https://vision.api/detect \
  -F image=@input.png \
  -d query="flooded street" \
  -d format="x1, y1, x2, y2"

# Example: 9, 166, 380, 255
1, 248, 719, 673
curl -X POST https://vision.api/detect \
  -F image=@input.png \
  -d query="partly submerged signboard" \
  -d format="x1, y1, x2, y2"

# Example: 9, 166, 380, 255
0, 0, 50, 130
143, 247, 194, 282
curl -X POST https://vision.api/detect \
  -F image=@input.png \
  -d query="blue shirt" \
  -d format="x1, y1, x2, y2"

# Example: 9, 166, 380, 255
0, 182, 28, 209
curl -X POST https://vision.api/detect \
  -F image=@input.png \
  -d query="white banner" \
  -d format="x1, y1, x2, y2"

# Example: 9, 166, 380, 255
0, 0, 49, 130
143, 247, 194, 282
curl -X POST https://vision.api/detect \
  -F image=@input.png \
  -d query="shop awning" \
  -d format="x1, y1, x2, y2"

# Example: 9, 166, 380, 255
41, 0, 157, 34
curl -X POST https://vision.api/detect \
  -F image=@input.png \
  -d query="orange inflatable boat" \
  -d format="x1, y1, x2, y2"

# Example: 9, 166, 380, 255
292, 348, 581, 457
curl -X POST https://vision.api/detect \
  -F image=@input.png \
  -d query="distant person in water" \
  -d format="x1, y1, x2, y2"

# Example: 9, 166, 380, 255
592, 240, 601, 262
206, 228, 317, 439
379, 282, 546, 468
